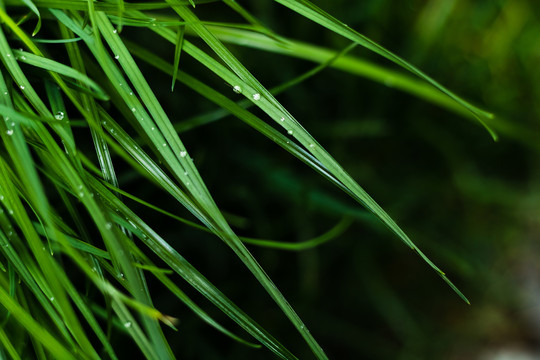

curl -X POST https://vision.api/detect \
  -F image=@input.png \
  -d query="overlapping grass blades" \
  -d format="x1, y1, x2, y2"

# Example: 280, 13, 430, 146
274, 0, 497, 140
0, 1, 489, 358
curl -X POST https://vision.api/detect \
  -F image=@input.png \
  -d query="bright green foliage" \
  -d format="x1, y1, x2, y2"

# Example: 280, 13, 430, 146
0, 1, 498, 359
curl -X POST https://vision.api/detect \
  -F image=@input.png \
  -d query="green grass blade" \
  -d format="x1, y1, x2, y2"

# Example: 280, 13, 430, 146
241, 217, 353, 251
171, 24, 185, 91
11, 50, 109, 101
19, 0, 41, 35
274, 0, 497, 140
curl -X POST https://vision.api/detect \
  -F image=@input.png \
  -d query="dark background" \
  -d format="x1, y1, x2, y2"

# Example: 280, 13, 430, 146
114, 1, 540, 359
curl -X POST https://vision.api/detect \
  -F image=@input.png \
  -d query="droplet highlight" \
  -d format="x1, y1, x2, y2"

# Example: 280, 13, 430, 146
54, 111, 64, 120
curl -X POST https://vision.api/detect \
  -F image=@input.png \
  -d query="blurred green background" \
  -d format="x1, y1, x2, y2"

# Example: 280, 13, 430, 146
115, 0, 540, 358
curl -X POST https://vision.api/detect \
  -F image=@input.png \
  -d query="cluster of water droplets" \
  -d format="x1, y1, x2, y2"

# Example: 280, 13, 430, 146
5, 116, 14, 136
279, 115, 295, 137
230, 86, 317, 149
77, 184, 84, 198
279, 115, 315, 149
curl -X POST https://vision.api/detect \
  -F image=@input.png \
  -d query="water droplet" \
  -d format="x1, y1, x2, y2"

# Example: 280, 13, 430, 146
113, 29, 118, 34
151, 127, 155, 131
3, 92, 7, 95
105, 222, 112, 230
0, 195, 3, 200
183, 171, 188, 176
124, 321, 132, 328
131, 108, 136, 112
54, 111, 64, 120
114, 55, 120, 60
8, 210, 13, 215
186, 182, 190, 186
280, 117, 285, 122
19, 85, 24, 90
6, 129, 13, 135
287, 129, 293, 135
233, 85, 242, 94
6, 54, 11, 57
252, 93, 261, 101
78, 191, 84, 197
180, 151, 187, 158
129, 91, 133, 96
50, 297, 55, 301
162, 143, 167, 147
20, 55, 26, 60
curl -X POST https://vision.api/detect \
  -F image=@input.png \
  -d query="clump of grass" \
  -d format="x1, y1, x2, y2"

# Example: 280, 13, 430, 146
0, 1, 495, 359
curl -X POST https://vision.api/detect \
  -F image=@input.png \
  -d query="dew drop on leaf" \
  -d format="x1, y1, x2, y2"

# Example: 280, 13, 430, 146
54, 111, 64, 120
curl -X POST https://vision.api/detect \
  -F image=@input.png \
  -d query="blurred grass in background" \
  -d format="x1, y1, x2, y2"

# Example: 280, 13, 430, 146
181, 1, 539, 358
0, 0, 539, 359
